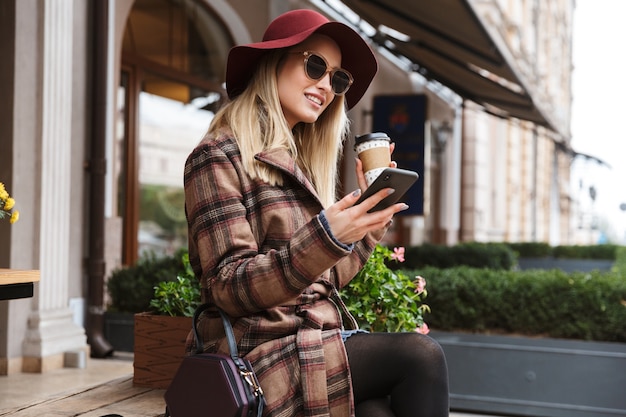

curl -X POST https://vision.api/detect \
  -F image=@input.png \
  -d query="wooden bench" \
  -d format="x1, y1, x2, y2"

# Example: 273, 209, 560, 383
0, 269, 40, 301
0, 375, 166, 416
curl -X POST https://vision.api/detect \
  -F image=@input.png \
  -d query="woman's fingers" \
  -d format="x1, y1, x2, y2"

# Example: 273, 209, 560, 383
324, 188, 409, 244
354, 158, 368, 191
389, 143, 397, 168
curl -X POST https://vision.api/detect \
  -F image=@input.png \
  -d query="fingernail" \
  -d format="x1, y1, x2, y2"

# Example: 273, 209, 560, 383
400, 204, 409, 211
387, 188, 396, 195
352, 189, 362, 197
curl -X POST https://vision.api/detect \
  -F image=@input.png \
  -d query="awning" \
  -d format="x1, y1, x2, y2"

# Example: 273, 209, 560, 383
327, 0, 555, 131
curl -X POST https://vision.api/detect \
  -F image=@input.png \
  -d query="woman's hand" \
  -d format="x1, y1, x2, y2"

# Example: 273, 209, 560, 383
325, 142, 404, 245
323, 187, 408, 245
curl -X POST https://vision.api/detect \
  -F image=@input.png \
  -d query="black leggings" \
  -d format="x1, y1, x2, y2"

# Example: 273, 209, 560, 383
344, 332, 449, 417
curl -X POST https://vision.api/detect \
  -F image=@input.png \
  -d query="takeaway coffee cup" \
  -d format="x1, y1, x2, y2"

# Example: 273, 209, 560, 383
354, 132, 391, 186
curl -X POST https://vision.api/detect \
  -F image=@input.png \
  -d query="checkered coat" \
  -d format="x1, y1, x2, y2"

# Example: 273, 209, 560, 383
184, 131, 383, 417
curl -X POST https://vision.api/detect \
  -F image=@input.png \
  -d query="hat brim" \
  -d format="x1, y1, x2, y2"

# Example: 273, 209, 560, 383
226, 20, 377, 110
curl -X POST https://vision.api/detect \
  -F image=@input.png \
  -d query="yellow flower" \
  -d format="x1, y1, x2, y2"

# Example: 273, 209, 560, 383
4, 197, 15, 210
0, 182, 18, 223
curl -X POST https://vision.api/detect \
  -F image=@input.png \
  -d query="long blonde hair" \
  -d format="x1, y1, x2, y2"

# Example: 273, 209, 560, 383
208, 50, 350, 208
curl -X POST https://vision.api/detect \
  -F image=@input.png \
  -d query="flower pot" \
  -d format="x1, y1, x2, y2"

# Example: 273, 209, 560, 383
132, 312, 192, 389
103, 311, 135, 352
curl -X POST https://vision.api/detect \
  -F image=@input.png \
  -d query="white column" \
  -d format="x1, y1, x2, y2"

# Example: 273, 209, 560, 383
22, 0, 87, 370
443, 105, 462, 245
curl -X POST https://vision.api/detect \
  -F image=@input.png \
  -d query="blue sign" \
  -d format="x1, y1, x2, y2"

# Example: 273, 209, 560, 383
372, 95, 426, 215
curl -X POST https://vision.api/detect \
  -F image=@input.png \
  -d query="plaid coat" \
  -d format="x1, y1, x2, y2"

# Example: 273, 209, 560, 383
184, 131, 384, 417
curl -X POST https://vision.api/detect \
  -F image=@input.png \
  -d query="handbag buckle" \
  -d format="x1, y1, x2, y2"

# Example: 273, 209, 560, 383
241, 369, 264, 397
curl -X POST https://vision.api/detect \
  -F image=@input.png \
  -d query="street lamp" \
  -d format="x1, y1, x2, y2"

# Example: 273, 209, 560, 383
435, 121, 453, 154
432, 121, 452, 244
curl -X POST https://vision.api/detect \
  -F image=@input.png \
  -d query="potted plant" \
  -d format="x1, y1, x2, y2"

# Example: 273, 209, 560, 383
104, 250, 187, 351
132, 252, 201, 389
341, 245, 430, 334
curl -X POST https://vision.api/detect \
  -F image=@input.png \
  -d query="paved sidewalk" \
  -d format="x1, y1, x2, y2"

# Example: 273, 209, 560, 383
0, 353, 500, 416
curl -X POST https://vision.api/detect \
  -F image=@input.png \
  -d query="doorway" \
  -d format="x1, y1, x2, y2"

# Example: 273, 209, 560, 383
116, 0, 231, 264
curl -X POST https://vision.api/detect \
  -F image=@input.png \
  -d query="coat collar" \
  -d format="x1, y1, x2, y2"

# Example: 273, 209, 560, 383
254, 148, 323, 206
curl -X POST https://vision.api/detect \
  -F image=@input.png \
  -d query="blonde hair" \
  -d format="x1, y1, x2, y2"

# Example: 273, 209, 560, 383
208, 50, 350, 208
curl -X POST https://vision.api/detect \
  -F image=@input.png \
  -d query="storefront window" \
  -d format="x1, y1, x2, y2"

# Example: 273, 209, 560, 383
137, 90, 212, 257
119, 0, 230, 263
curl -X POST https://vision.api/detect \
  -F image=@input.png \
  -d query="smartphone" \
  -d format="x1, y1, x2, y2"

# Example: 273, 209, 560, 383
355, 168, 419, 212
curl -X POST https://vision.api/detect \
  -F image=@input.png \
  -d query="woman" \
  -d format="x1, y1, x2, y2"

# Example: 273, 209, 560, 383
184, 8, 449, 417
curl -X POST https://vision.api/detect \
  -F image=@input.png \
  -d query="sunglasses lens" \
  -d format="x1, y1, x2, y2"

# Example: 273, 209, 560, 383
304, 53, 352, 95
305, 54, 328, 80
331, 71, 351, 95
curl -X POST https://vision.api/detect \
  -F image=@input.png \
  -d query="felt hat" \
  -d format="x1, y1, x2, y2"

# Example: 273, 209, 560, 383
226, 9, 378, 109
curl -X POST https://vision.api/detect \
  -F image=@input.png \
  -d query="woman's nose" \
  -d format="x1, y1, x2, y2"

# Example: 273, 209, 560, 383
316, 72, 333, 92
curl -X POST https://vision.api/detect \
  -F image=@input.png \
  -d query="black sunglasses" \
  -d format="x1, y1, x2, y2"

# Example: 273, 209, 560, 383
290, 51, 354, 95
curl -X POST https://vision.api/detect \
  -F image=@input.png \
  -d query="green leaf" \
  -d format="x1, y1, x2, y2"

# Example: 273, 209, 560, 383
341, 244, 429, 332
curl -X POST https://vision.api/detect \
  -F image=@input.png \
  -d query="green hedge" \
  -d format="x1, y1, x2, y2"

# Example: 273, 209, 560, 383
106, 249, 186, 313
392, 243, 623, 271
505, 242, 552, 258
506, 242, 620, 260
551, 244, 619, 260
399, 242, 517, 270
614, 246, 626, 275
404, 266, 626, 342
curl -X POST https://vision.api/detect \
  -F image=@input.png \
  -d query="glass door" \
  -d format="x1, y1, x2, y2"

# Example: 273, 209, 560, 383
117, 0, 230, 264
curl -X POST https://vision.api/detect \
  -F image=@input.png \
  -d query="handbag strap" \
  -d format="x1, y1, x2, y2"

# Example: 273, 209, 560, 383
189, 303, 265, 416
192, 303, 239, 359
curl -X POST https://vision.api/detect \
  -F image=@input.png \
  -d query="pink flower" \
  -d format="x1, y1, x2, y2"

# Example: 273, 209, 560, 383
391, 247, 405, 262
416, 322, 430, 334
414, 275, 426, 294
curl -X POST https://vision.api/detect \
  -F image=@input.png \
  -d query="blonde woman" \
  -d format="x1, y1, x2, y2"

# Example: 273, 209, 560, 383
184, 9, 449, 417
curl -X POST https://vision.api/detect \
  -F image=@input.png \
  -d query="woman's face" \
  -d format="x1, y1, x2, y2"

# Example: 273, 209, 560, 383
277, 34, 342, 129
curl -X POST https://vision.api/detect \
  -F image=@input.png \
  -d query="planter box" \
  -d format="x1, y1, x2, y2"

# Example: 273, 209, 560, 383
103, 311, 135, 352
430, 331, 626, 417
133, 313, 192, 389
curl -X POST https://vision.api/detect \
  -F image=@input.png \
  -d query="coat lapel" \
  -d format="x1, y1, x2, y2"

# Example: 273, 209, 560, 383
255, 149, 323, 207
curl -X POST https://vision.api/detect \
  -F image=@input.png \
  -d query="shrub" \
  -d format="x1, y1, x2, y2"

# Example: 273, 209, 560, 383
505, 242, 620, 260
106, 249, 186, 313
552, 244, 618, 260
403, 266, 626, 342
505, 242, 552, 258
453, 242, 517, 270
400, 242, 516, 270
613, 246, 626, 276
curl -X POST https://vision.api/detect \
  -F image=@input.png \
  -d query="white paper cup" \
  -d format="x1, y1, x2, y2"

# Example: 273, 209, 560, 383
354, 133, 391, 186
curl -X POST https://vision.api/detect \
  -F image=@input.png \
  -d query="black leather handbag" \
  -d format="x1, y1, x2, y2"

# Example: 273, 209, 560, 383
164, 303, 265, 417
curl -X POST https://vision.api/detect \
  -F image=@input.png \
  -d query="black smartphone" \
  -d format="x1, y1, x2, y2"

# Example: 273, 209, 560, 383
355, 167, 419, 212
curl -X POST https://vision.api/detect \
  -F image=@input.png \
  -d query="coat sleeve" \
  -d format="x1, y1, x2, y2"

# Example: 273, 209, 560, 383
331, 229, 387, 289
184, 140, 353, 317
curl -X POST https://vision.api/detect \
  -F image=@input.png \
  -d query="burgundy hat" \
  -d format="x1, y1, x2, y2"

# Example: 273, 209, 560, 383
226, 9, 378, 110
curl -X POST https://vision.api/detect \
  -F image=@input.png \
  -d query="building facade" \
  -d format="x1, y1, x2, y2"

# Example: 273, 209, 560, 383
0, 0, 573, 373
